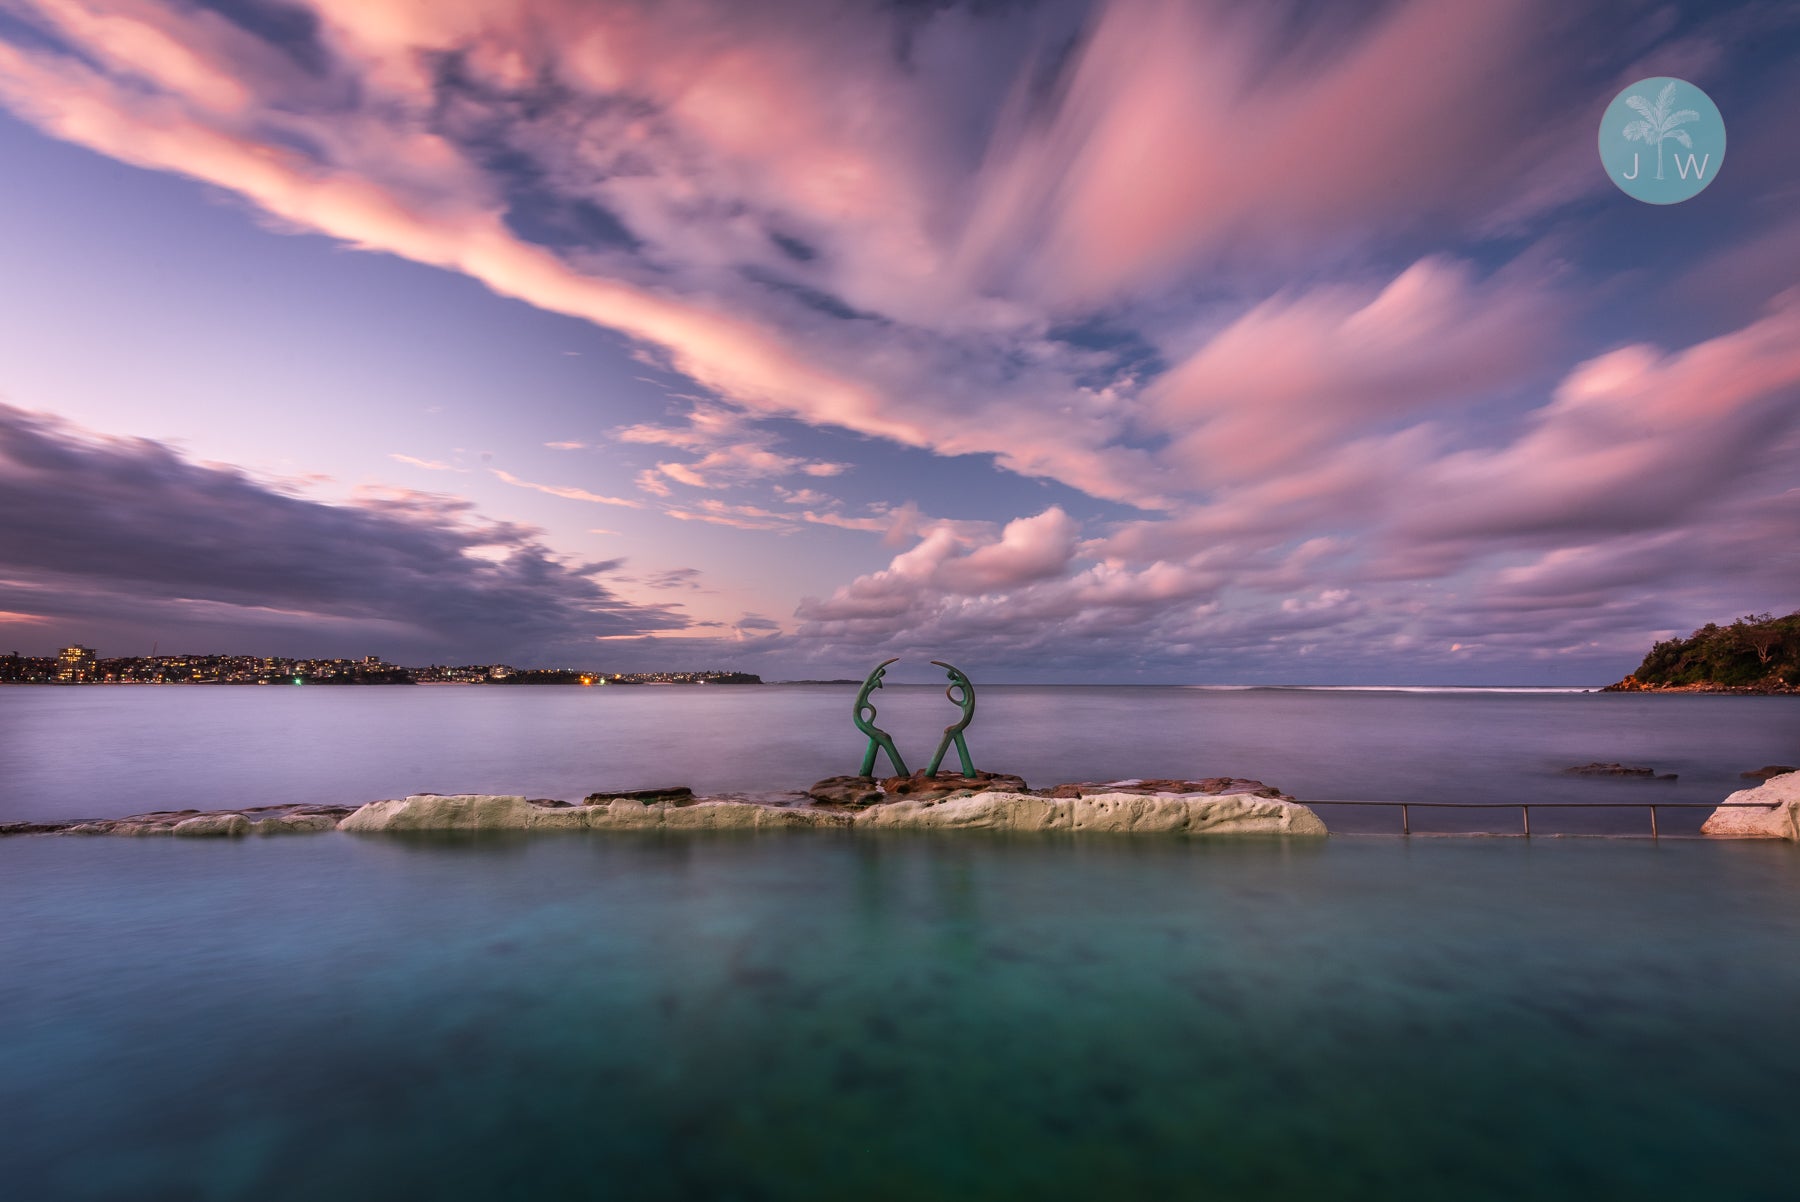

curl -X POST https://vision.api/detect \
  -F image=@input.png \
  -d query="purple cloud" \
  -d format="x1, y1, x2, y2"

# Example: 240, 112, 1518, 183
0, 404, 686, 660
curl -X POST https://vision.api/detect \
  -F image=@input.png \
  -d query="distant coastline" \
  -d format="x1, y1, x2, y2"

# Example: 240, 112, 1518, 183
0, 648, 761, 687
1603, 611, 1799, 695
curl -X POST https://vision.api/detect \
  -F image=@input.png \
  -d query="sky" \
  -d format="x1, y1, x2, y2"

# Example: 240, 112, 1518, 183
0, 0, 1796, 684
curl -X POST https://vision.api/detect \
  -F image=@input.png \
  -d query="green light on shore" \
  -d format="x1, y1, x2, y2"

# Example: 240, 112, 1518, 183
293, 677, 303, 686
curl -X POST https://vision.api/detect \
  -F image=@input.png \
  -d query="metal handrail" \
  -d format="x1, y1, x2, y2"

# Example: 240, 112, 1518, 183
1300, 798, 1782, 838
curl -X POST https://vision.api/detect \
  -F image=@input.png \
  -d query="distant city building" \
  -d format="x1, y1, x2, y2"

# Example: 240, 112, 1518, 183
54, 645, 97, 684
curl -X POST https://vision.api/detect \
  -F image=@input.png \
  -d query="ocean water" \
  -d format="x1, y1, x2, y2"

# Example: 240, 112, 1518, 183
1, 684, 1794, 833
3, 832, 1797, 1201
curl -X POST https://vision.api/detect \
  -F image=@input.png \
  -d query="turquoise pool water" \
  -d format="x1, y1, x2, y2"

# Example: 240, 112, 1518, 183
3, 832, 1796, 1200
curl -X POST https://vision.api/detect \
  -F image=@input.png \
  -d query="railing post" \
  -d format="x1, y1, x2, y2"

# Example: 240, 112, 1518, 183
1522, 805, 1531, 837
1649, 805, 1658, 840
1401, 804, 1410, 835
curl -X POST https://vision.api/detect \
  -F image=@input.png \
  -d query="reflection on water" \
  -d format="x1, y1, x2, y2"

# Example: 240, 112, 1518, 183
3, 833, 1797, 1200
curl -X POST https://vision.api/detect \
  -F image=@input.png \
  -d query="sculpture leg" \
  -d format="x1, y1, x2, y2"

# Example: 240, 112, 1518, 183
926, 732, 951, 777
860, 739, 879, 778
952, 731, 975, 777
876, 734, 909, 778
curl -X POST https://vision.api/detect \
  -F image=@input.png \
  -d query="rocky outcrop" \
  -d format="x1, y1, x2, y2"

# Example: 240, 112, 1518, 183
811, 771, 1032, 807
340, 794, 589, 832
253, 812, 344, 835
806, 776, 885, 807
879, 770, 1029, 801
1741, 765, 1798, 781
1046, 778, 1288, 800
2, 804, 357, 838
1702, 772, 1800, 840
853, 791, 1325, 835
582, 786, 695, 806
339, 793, 853, 832
335, 790, 1325, 836
6, 787, 1326, 839
1563, 763, 1677, 780
172, 813, 251, 837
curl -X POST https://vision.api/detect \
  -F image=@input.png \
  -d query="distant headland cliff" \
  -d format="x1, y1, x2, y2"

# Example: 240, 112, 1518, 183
1605, 611, 1799, 695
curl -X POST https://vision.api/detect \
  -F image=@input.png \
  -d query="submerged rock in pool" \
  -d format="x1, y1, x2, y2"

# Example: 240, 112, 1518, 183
1702, 772, 1800, 841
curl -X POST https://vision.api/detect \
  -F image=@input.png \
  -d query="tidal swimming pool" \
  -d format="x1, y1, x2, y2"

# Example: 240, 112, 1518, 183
3, 832, 1795, 1201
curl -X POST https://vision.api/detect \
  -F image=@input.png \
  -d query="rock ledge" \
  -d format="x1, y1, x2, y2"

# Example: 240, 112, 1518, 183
335, 790, 1326, 836
1702, 771, 1800, 840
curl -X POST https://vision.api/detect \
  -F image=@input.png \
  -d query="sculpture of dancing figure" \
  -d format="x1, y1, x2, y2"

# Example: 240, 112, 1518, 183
853, 657, 909, 778
925, 660, 977, 777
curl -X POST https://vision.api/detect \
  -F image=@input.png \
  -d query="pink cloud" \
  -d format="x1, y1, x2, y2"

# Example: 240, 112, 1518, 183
1149, 257, 1559, 482
490, 468, 641, 508
958, 0, 1576, 304
1405, 293, 1800, 540
390, 453, 460, 472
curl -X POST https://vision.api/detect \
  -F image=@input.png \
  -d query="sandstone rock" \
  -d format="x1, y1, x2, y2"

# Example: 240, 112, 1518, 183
583, 786, 695, 806
339, 794, 593, 832
254, 812, 341, 835
806, 776, 885, 807
22, 804, 358, 838
659, 802, 850, 831
1741, 765, 1798, 781
338, 793, 848, 832
852, 791, 1326, 836
1047, 778, 1287, 800
53, 787, 1326, 839
172, 813, 250, 837
587, 797, 668, 829
1564, 763, 1677, 780
879, 770, 1029, 802
1702, 772, 1800, 840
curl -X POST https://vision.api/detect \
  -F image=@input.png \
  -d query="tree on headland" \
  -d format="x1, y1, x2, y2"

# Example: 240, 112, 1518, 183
1609, 611, 1800, 692
1622, 80, 1699, 181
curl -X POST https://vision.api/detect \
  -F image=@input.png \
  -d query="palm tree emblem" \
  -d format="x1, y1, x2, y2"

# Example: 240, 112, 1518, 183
1621, 81, 1699, 181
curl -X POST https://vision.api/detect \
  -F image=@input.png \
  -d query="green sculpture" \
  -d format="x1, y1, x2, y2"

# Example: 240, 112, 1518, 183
853, 657, 909, 778
926, 660, 978, 777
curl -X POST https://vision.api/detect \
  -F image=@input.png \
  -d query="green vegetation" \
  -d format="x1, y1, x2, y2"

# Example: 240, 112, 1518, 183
1613, 611, 1800, 691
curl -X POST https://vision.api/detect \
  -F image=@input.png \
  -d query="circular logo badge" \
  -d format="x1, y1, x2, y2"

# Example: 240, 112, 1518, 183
1599, 77, 1725, 204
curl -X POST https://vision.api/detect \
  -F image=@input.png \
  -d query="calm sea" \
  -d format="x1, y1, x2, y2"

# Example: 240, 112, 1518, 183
1, 684, 1794, 832
4, 687, 1798, 1199
3, 833, 1797, 1200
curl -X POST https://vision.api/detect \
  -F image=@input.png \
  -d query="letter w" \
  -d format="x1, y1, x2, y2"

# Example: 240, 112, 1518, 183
1675, 153, 1711, 180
